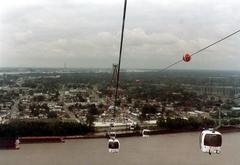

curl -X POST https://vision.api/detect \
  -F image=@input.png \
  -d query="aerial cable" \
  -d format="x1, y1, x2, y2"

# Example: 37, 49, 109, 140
160, 29, 240, 73
113, 0, 127, 116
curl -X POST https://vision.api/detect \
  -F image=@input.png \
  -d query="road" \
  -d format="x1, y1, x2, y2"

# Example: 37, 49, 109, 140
59, 89, 80, 123
10, 99, 19, 119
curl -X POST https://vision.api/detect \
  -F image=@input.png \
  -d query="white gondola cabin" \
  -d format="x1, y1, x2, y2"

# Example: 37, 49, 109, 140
142, 129, 150, 138
108, 138, 120, 153
200, 129, 222, 155
108, 132, 116, 139
130, 124, 135, 130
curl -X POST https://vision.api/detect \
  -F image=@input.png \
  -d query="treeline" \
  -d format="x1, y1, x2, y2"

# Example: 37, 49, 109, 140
0, 120, 93, 137
157, 117, 215, 129
222, 118, 240, 125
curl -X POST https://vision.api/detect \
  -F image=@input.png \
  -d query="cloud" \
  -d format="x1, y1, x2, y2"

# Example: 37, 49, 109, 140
0, 0, 240, 69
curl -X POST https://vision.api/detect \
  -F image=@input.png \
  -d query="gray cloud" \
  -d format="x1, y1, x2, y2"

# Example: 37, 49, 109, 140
0, 0, 240, 69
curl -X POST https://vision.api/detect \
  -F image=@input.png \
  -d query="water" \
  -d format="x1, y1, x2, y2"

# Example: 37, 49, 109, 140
0, 132, 240, 165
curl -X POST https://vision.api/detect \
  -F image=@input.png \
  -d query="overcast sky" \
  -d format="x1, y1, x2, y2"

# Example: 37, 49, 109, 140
0, 0, 240, 70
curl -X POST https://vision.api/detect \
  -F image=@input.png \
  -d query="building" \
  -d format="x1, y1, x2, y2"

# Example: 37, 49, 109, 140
193, 85, 240, 97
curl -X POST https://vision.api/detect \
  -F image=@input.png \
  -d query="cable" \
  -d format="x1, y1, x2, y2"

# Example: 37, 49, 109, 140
113, 0, 127, 116
159, 29, 240, 73
159, 59, 182, 73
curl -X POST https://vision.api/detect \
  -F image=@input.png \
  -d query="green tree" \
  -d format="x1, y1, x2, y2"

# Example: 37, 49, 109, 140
157, 117, 166, 128
48, 111, 58, 118
188, 117, 201, 129
88, 104, 99, 115
86, 114, 95, 127
229, 118, 240, 125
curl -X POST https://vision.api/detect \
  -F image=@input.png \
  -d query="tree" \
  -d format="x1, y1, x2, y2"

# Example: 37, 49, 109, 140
157, 117, 166, 128
86, 114, 95, 127
134, 123, 141, 131
32, 108, 40, 117
188, 117, 201, 129
48, 111, 58, 118
141, 104, 157, 115
98, 103, 104, 109
166, 118, 188, 129
229, 118, 240, 125
127, 97, 132, 104
33, 95, 45, 102
0, 120, 92, 137
88, 104, 99, 115
76, 93, 86, 102
201, 118, 215, 127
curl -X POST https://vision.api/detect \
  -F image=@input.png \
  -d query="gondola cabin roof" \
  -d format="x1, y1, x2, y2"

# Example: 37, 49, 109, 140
202, 129, 221, 135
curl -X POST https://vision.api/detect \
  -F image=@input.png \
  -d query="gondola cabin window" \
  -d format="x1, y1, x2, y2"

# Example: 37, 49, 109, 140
204, 134, 222, 147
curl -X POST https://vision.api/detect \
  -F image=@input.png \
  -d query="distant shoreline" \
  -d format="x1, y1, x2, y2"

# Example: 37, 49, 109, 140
18, 126, 240, 143
1, 126, 238, 149
1, 67, 240, 73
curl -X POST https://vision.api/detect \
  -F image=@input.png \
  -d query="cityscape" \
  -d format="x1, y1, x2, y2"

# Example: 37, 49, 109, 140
1, 68, 240, 136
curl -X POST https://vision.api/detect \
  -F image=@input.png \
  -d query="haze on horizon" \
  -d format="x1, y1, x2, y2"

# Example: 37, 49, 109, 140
0, 0, 240, 70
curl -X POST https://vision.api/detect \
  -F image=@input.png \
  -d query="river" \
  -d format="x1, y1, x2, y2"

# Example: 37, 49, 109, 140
0, 132, 240, 165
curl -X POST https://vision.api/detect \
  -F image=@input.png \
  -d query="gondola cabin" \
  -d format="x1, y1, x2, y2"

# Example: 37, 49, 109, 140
200, 129, 222, 155
108, 138, 120, 153
142, 129, 150, 138
108, 132, 116, 139
130, 124, 135, 130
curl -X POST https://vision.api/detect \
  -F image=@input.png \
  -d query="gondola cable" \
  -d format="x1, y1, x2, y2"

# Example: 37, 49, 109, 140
159, 29, 240, 73
113, 0, 127, 117
108, 0, 127, 153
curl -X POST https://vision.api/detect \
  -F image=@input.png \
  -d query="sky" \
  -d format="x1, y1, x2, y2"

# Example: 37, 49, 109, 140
0, 0, 240, 70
